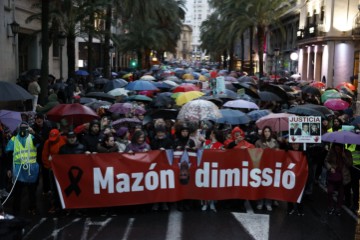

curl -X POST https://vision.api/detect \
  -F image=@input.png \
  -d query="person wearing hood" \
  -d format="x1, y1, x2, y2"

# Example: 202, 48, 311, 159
81, 120, 102, 154
36, 93, 60, 114
42, 128, 67, 213
59, 131, 86, 154
5, 122, 41, 215
226, 127, 255, 149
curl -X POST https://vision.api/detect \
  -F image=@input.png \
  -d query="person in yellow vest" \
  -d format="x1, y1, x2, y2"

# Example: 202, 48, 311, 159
327, 117, 343, 133
5, 122, 40, 215
346, 143, 360, 212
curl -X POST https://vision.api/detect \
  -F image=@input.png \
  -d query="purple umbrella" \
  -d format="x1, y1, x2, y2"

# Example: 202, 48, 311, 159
322, 131, 360, 145
108, 103, 133, 114
0, 110, 22, 132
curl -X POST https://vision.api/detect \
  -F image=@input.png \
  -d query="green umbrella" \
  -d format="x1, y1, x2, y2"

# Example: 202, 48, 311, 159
321, 89, 341, 103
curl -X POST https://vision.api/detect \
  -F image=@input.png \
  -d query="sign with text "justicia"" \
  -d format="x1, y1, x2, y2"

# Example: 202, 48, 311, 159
51, 149, 308, 209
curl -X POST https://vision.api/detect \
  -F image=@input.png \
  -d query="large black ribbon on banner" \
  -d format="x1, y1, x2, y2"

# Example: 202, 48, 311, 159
64, 166, 83, 197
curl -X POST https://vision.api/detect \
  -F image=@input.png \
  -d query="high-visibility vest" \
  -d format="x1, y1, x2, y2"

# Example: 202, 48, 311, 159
12, 136, 37, 165
346, 144, 360, 166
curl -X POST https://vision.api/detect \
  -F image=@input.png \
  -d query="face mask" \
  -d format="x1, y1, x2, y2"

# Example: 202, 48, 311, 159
19, 127, 28, 137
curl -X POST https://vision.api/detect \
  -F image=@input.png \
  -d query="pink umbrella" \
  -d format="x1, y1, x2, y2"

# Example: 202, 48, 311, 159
324, 99, 349, 111
256, 113, 295, 132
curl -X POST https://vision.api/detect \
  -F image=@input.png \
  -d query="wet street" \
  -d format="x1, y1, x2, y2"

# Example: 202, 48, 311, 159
2, 184, 357, 240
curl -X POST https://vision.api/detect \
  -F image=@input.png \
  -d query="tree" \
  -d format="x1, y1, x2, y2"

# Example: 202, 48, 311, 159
212, 0, 291, 77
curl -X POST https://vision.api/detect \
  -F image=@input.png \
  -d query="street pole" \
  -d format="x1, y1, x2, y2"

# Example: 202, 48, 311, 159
274, 48, 280, 82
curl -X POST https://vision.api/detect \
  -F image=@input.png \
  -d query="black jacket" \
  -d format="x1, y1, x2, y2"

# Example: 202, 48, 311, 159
150, 136, 173, 150
59, 142, 86, 154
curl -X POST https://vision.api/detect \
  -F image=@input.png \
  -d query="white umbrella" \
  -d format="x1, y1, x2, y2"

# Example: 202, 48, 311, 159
177, 100, 222, 121
140, 75, 156, 81
223, 99, 259, 109
107, 88, 129, 97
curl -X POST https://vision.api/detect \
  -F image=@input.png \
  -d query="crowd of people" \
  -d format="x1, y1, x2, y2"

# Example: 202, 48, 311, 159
1, 65, 360, 218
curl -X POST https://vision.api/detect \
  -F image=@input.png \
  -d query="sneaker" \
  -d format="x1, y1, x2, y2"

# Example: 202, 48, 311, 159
266, 205, 272, 211
152, 203, 159, 211
202, 204, 208, 211
326, 208, 334, 215
287, 209, 296, 215
210, 202, 217, 212
256, 204, 263, 210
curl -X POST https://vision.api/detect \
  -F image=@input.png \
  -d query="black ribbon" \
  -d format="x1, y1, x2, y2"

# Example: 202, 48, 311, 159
64, 166, 83, 197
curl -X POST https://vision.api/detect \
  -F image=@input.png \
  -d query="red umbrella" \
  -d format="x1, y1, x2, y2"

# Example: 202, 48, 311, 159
46, 103, 99, 126
324, 98, 350, 111
173, 84, 200, 93
336, 82, 356, 91
310, 82, 325, 88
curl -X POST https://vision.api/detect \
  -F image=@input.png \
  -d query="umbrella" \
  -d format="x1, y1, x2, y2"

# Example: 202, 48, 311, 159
223, 99, 259, 109
261, 84, 294, 101
177, 99, 222, 121
256, 113, 295, 132
140, 75, 156, 81
175, 91, 205, 106
150, 109, 178, 119
152, 92, 174, 107
199, 96, 223, 106
225, 76, 237, 82
125, 80, 158, 91
211, 109, 251, 125
85, 92, 115, 101
111, 72, 118, 77
107, 88, 129, 97
108, 102, 134, 114
127, 95, 153, 102
46, 103, 99, 126
351, 116, 360, 125
338, 86, 354, 97
165, 76, 182, 84
112, 118, 142, 129
79, 97, 97, 104
324, 99, 350, 111
173, 84, 200, 93
94, 78, 109, 85
336, 82, 356, 91
163, 80, 179, 87
103, 79, 128, 92
0, 82, 33, 101
247, 109, 271, 121
258, 91, 282, 101
152, 81, 173, 90
238, 76, 256, 84
310, 82, 326, 88
51, 82, 67, 91
0, 110, 22, 132
321, 89, 341, 103
232, 82, 259, 99
75, 70, 89, 76
216, 89, 239, 99
182, 73, 194, 80
290, 74, 301, 80
301, 85, 321, 96
287, 104, 334, 118
85, 100, 111, 110
322, 131, 360, 144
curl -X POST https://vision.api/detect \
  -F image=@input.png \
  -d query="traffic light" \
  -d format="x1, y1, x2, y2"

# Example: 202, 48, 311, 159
130, 59, 138, 68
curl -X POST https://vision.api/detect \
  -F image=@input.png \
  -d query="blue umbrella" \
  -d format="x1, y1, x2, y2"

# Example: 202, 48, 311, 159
247, 109, 271, 121
75, 70, 89, 76
211, 109, 251, 125
0, 110, 22, 132
104, 79, 128, 92
125, 80, 158, 91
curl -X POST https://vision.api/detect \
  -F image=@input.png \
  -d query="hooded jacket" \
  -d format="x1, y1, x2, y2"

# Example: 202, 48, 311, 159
36, 93, 60, 114
226, 127, 255, 149
42, 134, 67, 169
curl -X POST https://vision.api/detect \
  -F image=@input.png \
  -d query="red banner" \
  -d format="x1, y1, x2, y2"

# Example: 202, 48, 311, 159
51, 149, 308, 209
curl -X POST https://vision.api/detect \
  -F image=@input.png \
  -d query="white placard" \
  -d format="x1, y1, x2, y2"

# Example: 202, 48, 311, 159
288, 116, 322, 143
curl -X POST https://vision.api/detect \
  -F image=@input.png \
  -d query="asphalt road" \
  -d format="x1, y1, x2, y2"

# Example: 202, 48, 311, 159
1, 184, 357, 240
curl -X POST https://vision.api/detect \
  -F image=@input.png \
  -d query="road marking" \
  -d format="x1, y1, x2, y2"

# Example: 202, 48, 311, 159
166, 209, 182, 240
232, 201, 270, 240
121, 218, 135, 240
45, 218, 81, 240
81, 217, 112, 240
23, 218, 47, 239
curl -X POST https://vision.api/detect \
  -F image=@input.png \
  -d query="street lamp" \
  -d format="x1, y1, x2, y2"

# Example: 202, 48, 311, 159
58, 31, 66, 80
7, 20, 20, 38
274, 48, 280, 82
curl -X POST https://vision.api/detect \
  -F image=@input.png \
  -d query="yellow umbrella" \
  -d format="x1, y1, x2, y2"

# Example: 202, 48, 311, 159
182, 73, 194, 80
199, 75, 208, 81
176, 91, 204, 106
122, 73, 133, 79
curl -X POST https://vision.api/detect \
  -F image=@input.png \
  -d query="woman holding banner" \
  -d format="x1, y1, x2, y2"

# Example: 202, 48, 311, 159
255, 126, 279, 211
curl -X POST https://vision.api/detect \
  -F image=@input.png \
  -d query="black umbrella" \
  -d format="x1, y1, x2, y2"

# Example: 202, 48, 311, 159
232, 82, 259, 99
79, 97, 97, 104
103, 79, 128, 92
258, 91, 282, 101
0, 82, 33, 101
200, 96, 223, 107
301, 85, 321, 96
261, 84, 294, 101
287, 104, 334, 118
85, 100, 111, 110
85, 92, 115, 101
150, 109, 179, 119
152, 92, 174, 107
94, 78, 109, 85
